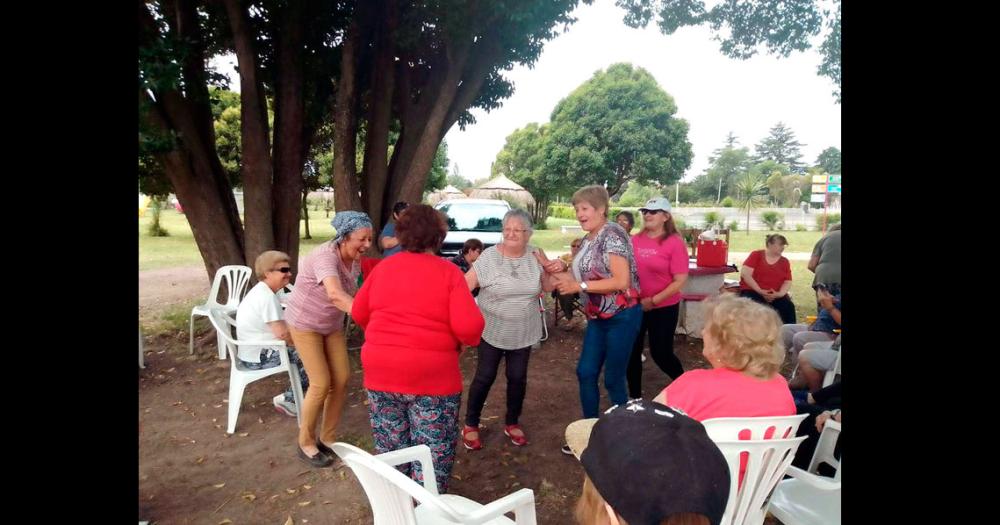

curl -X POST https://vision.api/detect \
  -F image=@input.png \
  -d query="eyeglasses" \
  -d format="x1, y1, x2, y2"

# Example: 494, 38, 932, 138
502, 228, 528, 234
272, 267, 292, 274
571, 243, 582, 248
640, 209, 664, 216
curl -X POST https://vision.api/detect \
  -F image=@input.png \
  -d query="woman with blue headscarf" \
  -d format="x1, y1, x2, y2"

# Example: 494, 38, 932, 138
284, 210, 373, 467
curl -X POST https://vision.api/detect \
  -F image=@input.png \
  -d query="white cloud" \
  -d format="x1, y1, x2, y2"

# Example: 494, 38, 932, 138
445, 0, 840, 183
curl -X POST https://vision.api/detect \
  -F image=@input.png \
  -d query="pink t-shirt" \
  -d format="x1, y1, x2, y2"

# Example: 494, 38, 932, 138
664, 368, 796, 422
631, 233, 689, 307
664, 367, 795, 487
284, 240, 360, 335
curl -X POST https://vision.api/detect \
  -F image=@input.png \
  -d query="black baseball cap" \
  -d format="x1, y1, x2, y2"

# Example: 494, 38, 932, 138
565, 400, 731, 525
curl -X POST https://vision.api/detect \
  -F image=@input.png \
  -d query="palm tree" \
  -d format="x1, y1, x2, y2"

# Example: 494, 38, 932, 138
733, 171, 768, 234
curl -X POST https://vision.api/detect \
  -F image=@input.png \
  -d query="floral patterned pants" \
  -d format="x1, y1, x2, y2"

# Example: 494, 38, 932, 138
366, 390, 461, 494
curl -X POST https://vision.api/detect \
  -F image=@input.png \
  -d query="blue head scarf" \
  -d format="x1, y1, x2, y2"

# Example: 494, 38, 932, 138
331, 211, 373, 242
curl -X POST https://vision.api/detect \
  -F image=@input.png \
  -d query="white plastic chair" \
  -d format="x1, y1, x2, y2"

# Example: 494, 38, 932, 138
189, 265, 253, 359
207, 309, 304, 434
702, 415, 809, 525
332, 442, 537, 525
767, 420, 841, 525
822, 347, 842, 388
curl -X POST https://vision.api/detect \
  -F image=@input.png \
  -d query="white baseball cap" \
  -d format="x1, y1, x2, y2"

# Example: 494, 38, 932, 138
639, 197, 672, 213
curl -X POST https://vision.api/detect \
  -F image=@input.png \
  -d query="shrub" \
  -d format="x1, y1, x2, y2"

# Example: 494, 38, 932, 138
760, 211, 783, 230
814, 212, 841, 230
796, 224, 808, 232
727, 220, 739, 231
703, 211, 724, 229
547, 204, 575, 220
721, 196, 735, 207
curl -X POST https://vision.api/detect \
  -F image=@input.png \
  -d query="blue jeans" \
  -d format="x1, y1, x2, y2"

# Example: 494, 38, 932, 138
577, 304, 643, 418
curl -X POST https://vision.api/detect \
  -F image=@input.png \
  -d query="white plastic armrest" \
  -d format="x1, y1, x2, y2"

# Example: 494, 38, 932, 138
464, 488, 536, 525
784, 467, 842, 491
236, 340, 286, 348
376, 445, 439, 495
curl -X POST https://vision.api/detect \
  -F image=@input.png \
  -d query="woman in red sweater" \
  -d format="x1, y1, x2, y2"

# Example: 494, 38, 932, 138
738, 234, 796, 324
350, 204, 484, 494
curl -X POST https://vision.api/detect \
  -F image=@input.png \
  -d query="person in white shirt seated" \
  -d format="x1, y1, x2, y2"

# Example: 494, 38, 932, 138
236, 250, 310, 417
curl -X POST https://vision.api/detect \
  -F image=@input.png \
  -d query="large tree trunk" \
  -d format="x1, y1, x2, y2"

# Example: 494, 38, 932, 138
332, 9, 365, 213
223, 0, 275, 266
272, 0, 307, 273
140, 1, 245, 282
361, 0, 397, 233
383, 29, 501, 219
301, 189, 311, 240
141, 90, 245, 281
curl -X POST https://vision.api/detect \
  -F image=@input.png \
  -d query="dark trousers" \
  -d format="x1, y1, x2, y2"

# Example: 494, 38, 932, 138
739, 290, 797, 324
465, 338, 532, 426
627, 304, 684, 399
792, 404, 842, 476
553, 291, 579, 321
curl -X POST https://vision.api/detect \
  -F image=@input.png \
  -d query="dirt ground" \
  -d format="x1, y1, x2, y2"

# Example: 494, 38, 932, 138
139, 269, 791, 524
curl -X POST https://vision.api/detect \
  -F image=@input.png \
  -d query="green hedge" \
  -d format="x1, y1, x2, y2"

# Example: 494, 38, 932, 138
814, 212, 841, 230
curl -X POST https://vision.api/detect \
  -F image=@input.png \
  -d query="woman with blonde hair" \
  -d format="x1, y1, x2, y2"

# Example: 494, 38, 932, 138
653, 293, 795, 420
543, 185, 642, 454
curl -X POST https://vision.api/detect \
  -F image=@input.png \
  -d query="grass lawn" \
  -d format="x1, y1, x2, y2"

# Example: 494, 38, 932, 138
725, 230, 822, 253
140, 209, 819, 320
140, 208, 341, 270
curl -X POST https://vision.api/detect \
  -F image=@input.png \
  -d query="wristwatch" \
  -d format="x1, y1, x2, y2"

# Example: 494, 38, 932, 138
579, 281, 589, 291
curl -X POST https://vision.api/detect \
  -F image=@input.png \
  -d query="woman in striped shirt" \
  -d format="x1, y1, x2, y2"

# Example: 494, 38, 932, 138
462, 208, 554, 449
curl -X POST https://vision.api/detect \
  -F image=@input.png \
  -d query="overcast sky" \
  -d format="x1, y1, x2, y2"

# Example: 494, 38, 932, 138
444, 0, 840, 183
212, 0, 840, 184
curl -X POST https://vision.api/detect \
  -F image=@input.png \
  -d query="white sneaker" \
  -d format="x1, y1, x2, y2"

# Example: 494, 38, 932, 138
273, 394, 297, 417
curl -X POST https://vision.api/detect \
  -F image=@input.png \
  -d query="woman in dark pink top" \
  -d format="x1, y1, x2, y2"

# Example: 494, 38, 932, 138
627, 197, 689, 399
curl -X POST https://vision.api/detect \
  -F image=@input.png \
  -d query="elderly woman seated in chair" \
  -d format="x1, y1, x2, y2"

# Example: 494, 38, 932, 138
235, 250, 310, 418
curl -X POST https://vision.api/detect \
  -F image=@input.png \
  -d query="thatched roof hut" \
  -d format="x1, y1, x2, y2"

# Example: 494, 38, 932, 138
425, 185, 468, 206
466, 175, 536, 210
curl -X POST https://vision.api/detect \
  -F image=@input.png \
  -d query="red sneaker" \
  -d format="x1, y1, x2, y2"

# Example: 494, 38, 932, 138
504, 424, 528, 446
462, 425, 483, 451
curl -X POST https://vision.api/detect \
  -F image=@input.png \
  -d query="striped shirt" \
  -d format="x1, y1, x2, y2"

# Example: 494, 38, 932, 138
284, 240, 360, 335
473, 245, 543, 349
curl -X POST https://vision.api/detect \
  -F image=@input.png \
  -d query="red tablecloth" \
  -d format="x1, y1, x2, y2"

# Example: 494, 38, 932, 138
687, 262, 737, 276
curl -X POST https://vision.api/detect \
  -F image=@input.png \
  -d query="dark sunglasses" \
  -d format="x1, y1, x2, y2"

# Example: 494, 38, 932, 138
640, 209, 664, 215
273, 267, 292, 274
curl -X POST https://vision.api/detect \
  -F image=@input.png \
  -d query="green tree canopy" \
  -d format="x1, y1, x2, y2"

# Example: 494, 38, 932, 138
541, 63, 692, 197
815, 146, 841, 175
492, 123, 559, 221
618, 0, 841, 101
754, 122, 807, 173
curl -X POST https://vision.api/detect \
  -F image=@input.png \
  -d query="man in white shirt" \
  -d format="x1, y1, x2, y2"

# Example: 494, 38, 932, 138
236, 251, 309, 417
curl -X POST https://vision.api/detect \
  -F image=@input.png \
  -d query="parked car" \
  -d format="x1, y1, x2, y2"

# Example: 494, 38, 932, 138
433, 198, 510, 258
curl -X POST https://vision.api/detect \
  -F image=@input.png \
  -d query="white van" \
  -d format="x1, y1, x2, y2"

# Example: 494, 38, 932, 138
434, 199, 511, 257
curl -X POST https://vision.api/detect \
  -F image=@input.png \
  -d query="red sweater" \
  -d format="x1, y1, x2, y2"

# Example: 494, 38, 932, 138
351, 252, 484, 395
